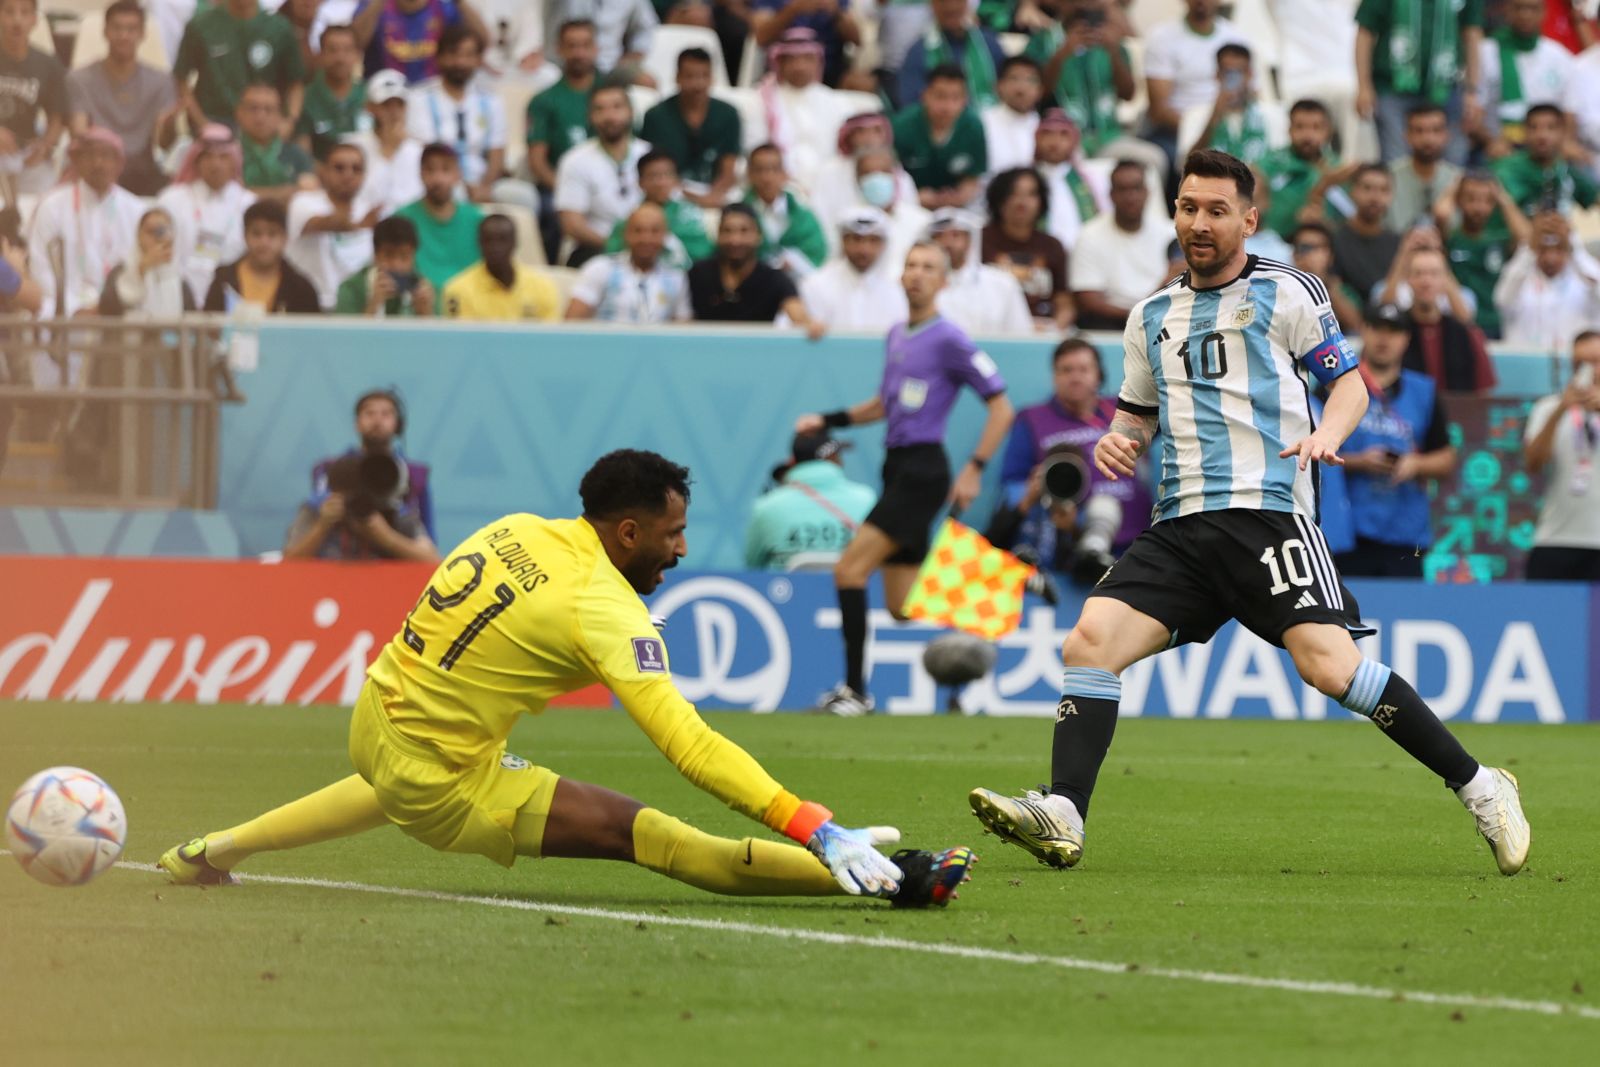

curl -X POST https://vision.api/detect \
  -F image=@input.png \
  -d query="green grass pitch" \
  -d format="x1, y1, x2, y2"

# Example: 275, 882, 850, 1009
2, 701, 1596, 1065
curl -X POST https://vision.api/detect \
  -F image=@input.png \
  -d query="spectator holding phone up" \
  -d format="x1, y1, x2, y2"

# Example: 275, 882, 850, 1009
335, 214, 436, 317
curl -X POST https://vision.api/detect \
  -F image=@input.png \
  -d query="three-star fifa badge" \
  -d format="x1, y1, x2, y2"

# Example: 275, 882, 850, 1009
1372, 704, 1398, 729
1057, 698, 1078, 721
1232, 302, 1256, 328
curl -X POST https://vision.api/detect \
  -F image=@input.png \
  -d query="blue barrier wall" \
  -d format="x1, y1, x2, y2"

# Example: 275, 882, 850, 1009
647, 571, 1594, 722
0, 508, 241, 557
223, 321, 1572, 564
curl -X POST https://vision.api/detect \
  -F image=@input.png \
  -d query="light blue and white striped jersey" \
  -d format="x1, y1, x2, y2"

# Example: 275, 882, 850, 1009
1118, 255, 1359, 522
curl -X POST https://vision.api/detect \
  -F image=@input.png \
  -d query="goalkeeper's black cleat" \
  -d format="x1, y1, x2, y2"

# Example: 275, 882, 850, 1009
887, 847, 975, 908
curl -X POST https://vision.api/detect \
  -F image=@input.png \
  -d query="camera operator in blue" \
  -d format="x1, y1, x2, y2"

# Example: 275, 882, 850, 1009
283, 389, 440, 562
991, 338, 1152, 572
1332, 303, 1455, 578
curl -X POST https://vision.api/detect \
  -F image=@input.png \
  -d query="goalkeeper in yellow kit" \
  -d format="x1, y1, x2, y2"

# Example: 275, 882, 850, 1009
160, 450, 973, 906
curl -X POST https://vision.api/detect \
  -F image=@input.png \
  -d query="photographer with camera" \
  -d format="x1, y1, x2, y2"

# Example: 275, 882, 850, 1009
283, 389, 440, 562
986, 338, 1152, 585
335, 216, 437, 317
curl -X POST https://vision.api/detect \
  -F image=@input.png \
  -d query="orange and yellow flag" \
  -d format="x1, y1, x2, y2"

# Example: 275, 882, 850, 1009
901, 520, 1036, 640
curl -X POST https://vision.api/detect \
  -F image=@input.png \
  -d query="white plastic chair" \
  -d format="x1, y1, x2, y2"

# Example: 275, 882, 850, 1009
540, 265, 579, 312
497, 80, 531, 173
643, 26, 730, 94
627, 84, 662, 122
714, 87, 770, 152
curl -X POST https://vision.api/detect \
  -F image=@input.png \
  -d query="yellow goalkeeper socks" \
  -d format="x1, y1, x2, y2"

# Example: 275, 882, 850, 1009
630, 807, 842, 897
203, 774, 390, 870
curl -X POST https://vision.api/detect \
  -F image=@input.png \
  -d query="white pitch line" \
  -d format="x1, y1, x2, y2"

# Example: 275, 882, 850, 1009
56, 857, 1593, 1022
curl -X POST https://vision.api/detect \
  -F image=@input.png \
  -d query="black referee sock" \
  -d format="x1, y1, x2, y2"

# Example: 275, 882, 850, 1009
838, 586, 868, 694
1339, 660, 1479, 790
1049, 667, 1122, 820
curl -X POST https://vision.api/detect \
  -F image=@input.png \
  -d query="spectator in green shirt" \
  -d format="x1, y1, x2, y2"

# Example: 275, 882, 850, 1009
527, 19, 601, 266
892, 63, 987, 211
296, 25, 366, 161
742, 143, 827, 274
174, 0, 307, 134
237, 83, 316, 200
1256, 99, 1359, 240
1355, 0, 1484, 165
1024, 1, 1137, 158
1491, 104, 1600, 219
335, 214, 439, 316
640, 47, 740, 207
897, 0, 1006, 109
1437, 170, 1530, 339
604, 150, 713, 270
394, 142, 487, 291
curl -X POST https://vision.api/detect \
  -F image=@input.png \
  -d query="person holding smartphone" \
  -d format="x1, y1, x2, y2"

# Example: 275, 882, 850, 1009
334, 214, 437, 317
98, 206, 197, 318
1523, 333, 1600, 581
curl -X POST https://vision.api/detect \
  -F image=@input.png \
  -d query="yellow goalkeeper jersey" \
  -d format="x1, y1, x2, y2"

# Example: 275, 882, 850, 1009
365, 514, 803, 831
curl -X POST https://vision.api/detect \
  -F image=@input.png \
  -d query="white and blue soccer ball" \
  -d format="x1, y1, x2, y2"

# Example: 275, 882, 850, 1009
5, 767, 127, 887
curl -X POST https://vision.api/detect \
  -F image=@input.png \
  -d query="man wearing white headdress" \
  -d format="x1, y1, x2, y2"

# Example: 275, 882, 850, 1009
927, 206, 1033, 337
799, 207, 909, 332
759, 27, 853, 193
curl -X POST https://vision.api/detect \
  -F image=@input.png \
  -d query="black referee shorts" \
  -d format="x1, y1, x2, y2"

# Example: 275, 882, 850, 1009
864, 444, 950, 565
1091, 509, 1376, 648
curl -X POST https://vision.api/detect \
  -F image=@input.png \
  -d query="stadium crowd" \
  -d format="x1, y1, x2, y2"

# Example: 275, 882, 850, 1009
0, 0, 1598, 576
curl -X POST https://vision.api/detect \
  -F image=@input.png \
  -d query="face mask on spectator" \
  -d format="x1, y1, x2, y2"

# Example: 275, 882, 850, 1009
859, 172, 895, 209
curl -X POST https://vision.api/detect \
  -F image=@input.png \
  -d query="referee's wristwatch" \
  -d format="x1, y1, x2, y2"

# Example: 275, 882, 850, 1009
967, 456, 988, 472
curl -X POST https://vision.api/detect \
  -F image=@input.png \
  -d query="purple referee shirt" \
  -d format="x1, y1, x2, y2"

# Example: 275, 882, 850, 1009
880, 315, 1007, 448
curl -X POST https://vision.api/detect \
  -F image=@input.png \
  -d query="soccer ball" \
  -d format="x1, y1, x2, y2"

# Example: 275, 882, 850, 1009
5, 767, 127, 887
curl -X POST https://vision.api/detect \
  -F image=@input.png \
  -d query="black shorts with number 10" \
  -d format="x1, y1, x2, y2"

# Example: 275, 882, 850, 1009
1091, 509, 1376, 648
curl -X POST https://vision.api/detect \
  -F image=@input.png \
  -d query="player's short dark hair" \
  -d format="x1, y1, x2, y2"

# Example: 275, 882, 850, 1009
580, 450, 693, 520
925, 63, 967, 90
558, 18, 595, 40
748, 142, 784, 167
1526, 102, 1565, 125
243, 199, 287, 232
1181, 148, 1256, 200
998, 55, 1042, 80
1405, 102, 1447, 123
985, 167, 1049, 227
438, 22, 483, 56
320, 23, 356, 49
1351, 162, 1391, 185
1288, 98, 1330, 121
1110, 158, 1145, 184
638, 149, 677, 178
1573, 329, 1600, 349
1216, 42, 1252, 65
590, 83, 632, 110
677, 47, 712, 70
719, 201, 759, 230
105, 0, 144, 25
1291, 219, 1334, 245
373, 215, 418, 252
478, 213, 515, 239
1052, 337, 1104, 382
420, 142, 459, 167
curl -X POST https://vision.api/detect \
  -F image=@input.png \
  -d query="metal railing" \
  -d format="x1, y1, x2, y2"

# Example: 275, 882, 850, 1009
0, 316, 240, 508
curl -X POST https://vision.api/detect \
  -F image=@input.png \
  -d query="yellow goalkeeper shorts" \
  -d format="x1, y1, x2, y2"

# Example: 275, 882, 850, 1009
348, 683, 559, 868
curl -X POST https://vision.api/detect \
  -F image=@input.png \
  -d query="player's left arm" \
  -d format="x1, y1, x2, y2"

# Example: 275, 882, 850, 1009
1279, 289, 1369, 469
